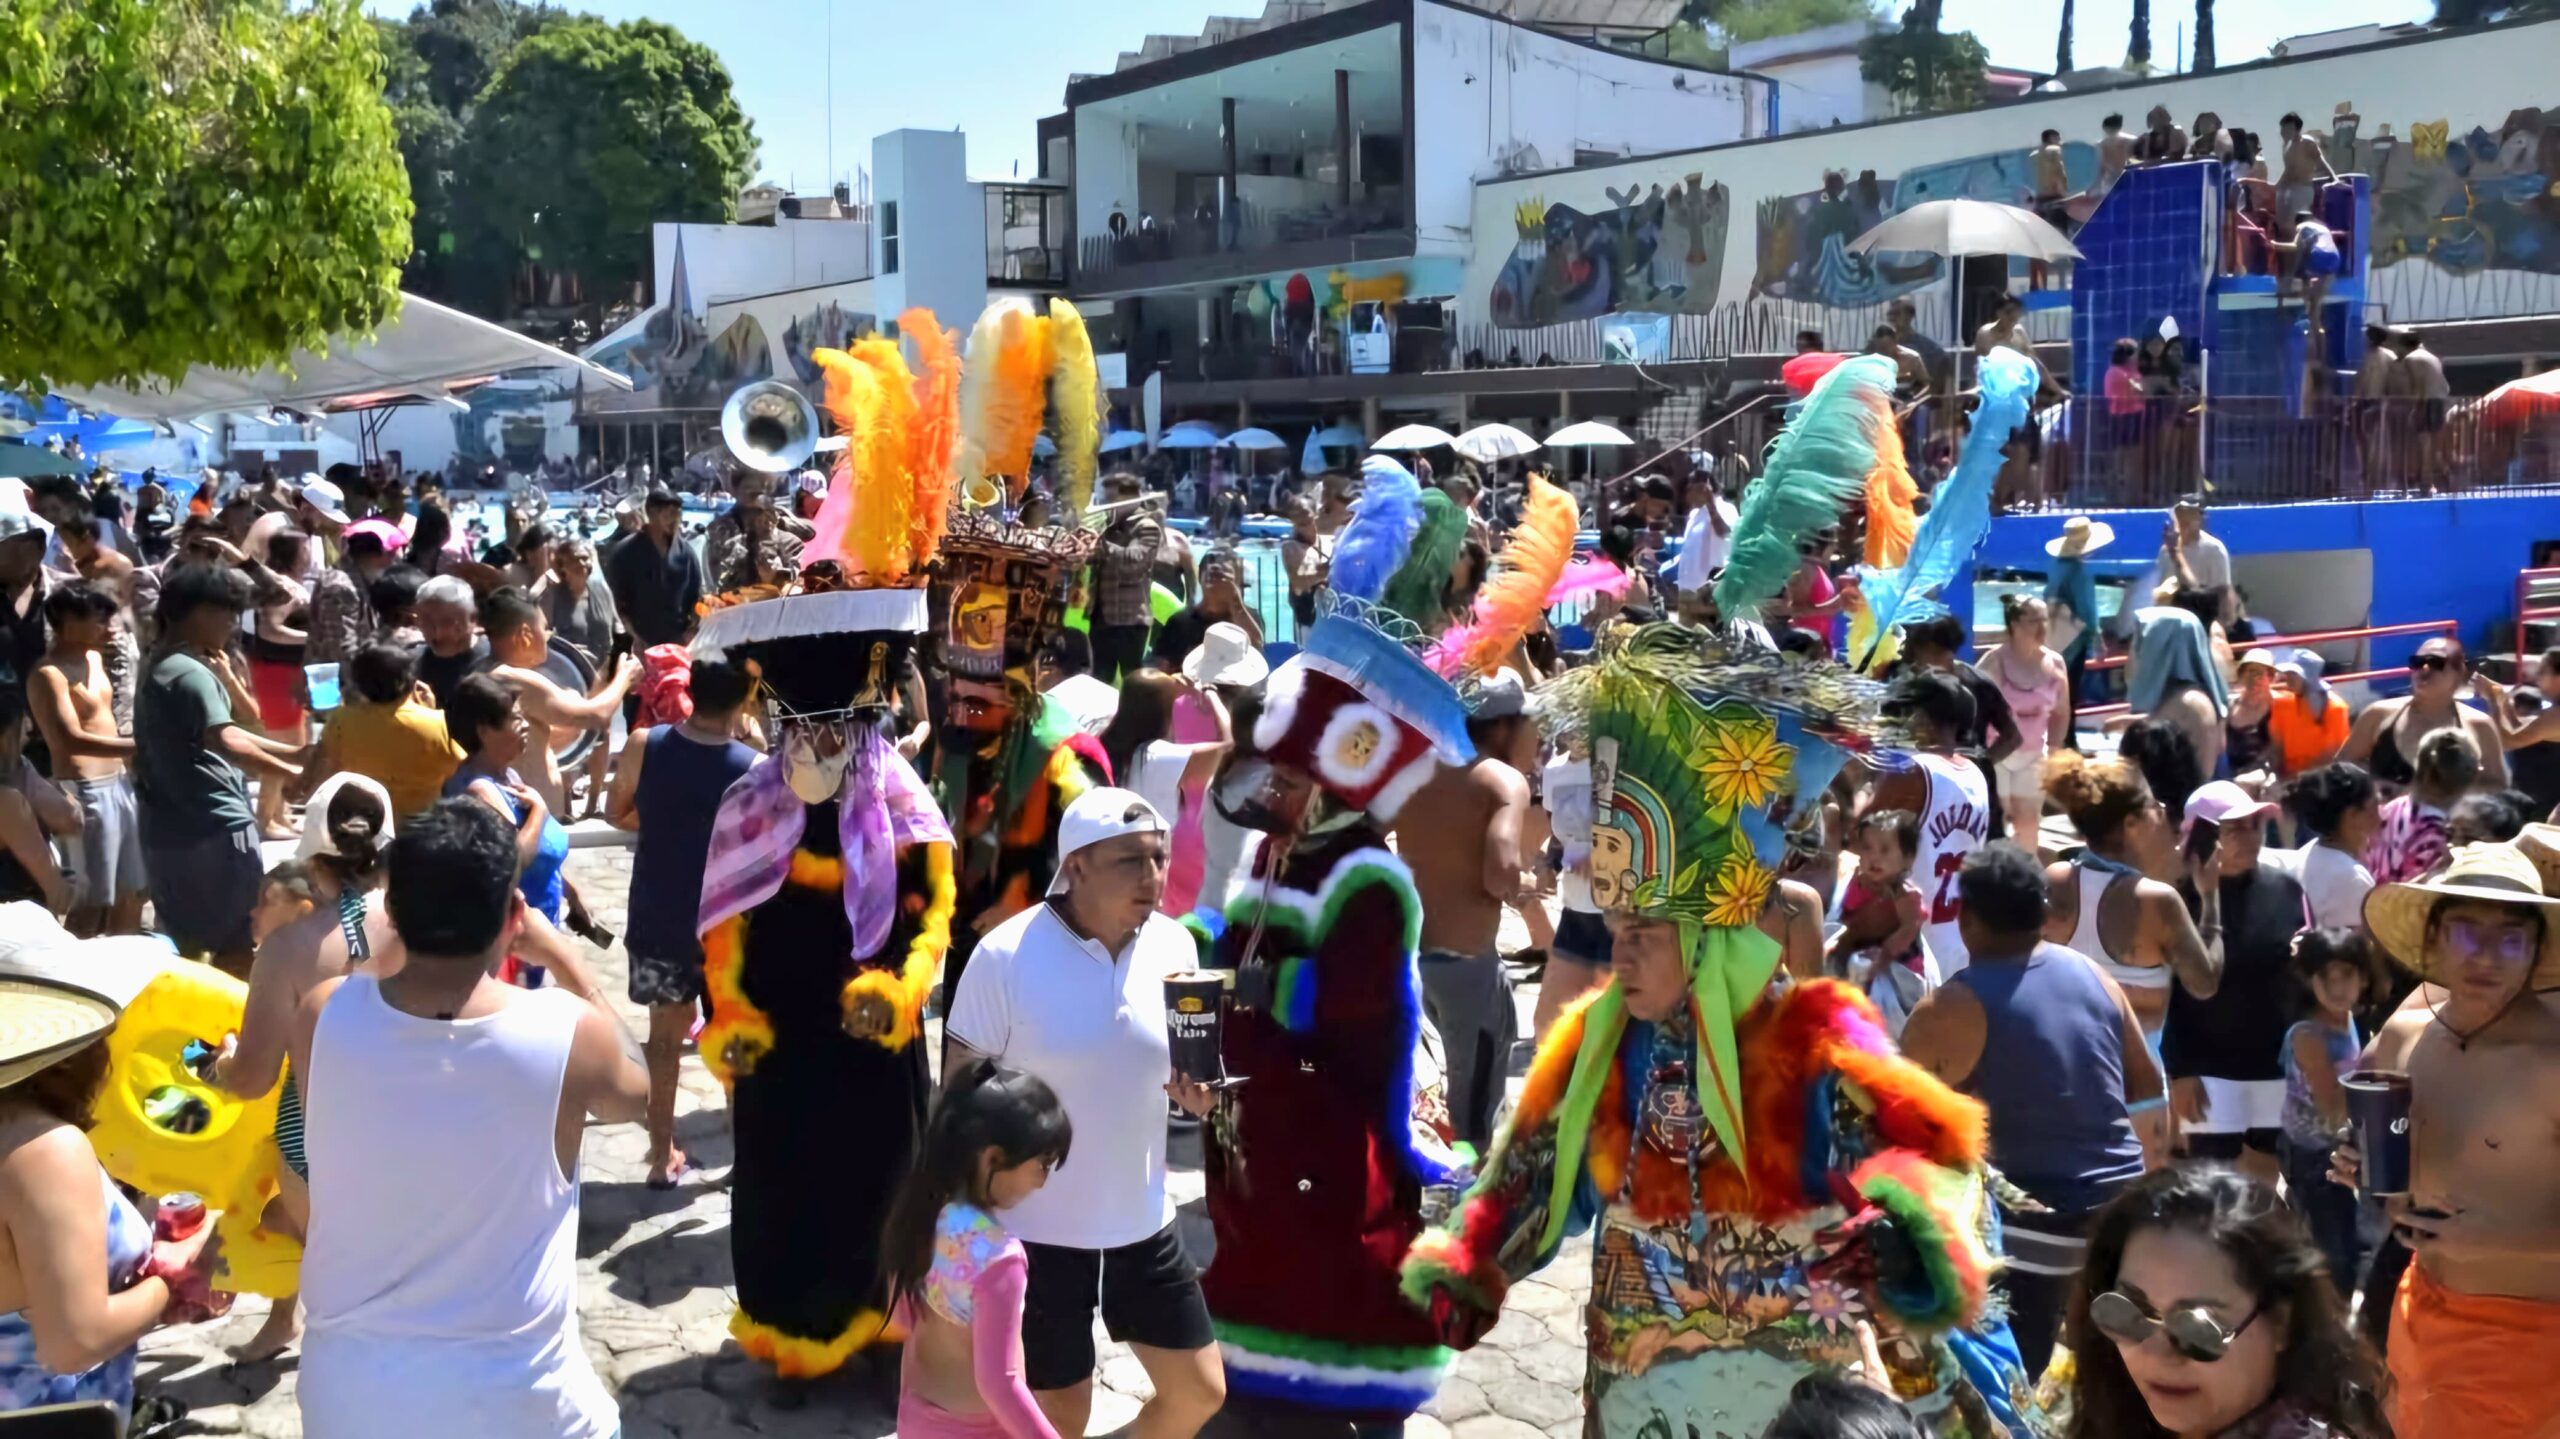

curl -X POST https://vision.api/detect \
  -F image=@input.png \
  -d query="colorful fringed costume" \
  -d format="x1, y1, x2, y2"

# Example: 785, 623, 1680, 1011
1401, 624, 2039, 1438
1189, 467, 1481, 1423
690, 340, 959, 1380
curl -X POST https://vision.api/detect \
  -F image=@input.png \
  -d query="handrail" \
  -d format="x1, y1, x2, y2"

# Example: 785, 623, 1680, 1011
1602, 391, 1784, 490
2080, 618, 2457, 674
2515, 566, 2560, 671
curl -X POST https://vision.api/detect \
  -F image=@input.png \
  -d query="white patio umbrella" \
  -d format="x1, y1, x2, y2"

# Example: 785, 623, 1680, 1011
1371, 423, 1456, 452
1845, 198, 2082, 263
1098, 428, 1147, 453
1221, 427, 1288, 451
1157, 428, 1222, 449
1545, 420, 1635, 447
1453, 422, 1542, 463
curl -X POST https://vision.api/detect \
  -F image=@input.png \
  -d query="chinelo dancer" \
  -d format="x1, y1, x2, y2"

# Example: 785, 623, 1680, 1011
1402, 356, 2037, 1439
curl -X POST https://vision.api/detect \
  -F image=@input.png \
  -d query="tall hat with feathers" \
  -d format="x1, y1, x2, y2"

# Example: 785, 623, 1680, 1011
953, 297, 1105, 516
1247, 455, 1473, 823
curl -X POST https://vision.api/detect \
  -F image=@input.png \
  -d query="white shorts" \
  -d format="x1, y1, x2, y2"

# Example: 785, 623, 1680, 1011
1996, 750, 2047, 807
2184, 1076, 2287, 1136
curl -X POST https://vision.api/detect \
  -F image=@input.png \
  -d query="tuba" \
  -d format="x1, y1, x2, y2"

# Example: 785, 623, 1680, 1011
960, 474, 1004, 511
720, 380, 820, 474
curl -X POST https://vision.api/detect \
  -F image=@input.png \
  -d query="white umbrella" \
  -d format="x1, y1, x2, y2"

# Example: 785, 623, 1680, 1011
1221, 427, 1288, 451
1453, 422, 1542, 463
1846, 198, 2082, 262
1371, 423, 1456, 452
1545, 420, 1635, 447
1157, 428, 1222, 449
1098, 428, 1147, 453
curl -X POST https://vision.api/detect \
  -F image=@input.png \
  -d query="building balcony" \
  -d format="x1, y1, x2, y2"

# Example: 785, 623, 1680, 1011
1074, 194, 1412, 295
987, 184, 1070, 288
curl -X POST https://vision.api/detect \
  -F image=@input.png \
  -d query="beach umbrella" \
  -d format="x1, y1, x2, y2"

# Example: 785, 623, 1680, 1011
1033, 434, 1058, 458
1452, 422, 1542, 463
1371, 423, 1456, 452
1157, 428, 1222, 449
1846, 198, 2082, 263
1221, 427, 1288, 451
1099, 428, 1147, 452
1313, 420, 1366, 446
1545, 420, 1635, 447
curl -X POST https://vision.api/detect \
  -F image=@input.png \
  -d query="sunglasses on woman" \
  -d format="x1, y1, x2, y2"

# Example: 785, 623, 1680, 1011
2089, 1289, 2261, 1362
2409, 653, 2459, 674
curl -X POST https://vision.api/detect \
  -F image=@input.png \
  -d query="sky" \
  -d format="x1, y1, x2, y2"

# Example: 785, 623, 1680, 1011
366, 0, 2435, 193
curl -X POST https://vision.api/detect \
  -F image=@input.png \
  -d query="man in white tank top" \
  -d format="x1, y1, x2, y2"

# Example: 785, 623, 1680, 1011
290, 799, 648, 1439
1873, 672, 1990, 980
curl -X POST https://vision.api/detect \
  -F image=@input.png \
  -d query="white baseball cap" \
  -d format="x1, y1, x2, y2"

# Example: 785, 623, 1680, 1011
1045, 787, 1169, 896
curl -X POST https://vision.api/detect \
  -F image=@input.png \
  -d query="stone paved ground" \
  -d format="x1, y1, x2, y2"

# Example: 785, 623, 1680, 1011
138, 848, 1589, 1438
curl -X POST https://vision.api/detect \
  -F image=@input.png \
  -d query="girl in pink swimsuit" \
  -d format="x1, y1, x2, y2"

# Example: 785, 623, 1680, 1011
883, 1059, 1076, 1439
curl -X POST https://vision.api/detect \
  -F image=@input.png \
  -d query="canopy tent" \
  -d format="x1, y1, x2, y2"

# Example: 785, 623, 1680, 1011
49, 292, 633, 425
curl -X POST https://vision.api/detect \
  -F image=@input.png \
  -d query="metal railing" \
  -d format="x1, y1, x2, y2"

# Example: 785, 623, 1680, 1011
2516, 567, 2560, 670
1077, 192, 1408, 283
2073, 618, 2460, 718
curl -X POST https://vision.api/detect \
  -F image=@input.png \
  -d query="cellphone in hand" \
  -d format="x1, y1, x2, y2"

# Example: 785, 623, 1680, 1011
2185, 816, 2222, 865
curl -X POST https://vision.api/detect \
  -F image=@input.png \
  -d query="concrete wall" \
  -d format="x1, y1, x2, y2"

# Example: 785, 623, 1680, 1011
1467, 19, 2560, 331
1412, 0, 1763, 253
872, 129, 990, 338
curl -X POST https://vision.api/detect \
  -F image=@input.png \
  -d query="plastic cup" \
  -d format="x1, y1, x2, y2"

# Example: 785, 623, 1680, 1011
2341, 1069, 2413, 1197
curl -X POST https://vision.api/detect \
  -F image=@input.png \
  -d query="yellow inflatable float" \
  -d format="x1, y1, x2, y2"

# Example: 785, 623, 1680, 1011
88, 962, 301, 1298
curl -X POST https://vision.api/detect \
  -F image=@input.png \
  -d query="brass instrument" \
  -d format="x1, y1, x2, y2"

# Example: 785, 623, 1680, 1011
720, 380, 821, 474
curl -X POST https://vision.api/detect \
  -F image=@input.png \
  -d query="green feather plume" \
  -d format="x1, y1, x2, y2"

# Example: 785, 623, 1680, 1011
1713, 354, 1898, 624
1380, 489, 1466, 630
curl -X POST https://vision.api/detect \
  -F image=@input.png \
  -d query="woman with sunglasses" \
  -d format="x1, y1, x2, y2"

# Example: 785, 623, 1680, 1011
2062, 1166, 2388, 1439
2342, 636, 2506, 797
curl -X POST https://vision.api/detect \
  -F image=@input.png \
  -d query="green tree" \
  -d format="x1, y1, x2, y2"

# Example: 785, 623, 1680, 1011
1656, 0, 1882, 68
373, 0, 556, 307
456, 16, 755, 316
2056, 0, 2075, 72
2192, 0, 2215, 70
2127, 0, 2152, 65
0, 0, 410, 392
1859, 4, 1989, 113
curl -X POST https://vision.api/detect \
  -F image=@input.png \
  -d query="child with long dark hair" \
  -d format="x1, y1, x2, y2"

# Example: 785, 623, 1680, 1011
882, 1058, 1074, 1439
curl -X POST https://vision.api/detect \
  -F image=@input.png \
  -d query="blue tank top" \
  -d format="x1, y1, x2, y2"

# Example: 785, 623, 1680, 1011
444, 765, 569, 922
1949, 943, 2145, 1213
627, 725, 758, 965
0, 1167, 147, 1418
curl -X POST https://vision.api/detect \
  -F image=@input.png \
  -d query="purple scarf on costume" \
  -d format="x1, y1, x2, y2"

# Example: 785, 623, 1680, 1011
697, 726, 951, 960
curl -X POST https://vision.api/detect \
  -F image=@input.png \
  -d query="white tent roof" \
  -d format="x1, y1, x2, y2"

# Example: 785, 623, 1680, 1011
51, 292, 633, 423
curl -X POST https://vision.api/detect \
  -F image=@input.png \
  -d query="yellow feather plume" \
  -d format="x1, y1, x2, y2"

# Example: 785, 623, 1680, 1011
1046, 297, 1101, 517
989, 309, 1053, 497
953, 300, 1021, 505
900, 308, 962, 569
848, 336, 921, 583
1448, 471, 1578, 679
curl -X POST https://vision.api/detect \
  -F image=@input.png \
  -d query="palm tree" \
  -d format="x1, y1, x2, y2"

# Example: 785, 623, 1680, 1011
2056, 0, 2075, 72
2193, 0, 2216, 70
2127, 0, 2151, 65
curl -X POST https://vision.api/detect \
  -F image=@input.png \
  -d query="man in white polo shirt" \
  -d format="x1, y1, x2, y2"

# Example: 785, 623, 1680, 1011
947, 789, 1225, 1439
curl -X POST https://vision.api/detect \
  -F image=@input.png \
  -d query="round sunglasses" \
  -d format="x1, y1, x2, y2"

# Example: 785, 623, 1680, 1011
2089, 1289, 2261, 1362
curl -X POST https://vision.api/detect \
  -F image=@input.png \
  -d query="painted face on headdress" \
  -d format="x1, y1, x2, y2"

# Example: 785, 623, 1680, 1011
1240, 661, 1440, 826
781, 721, 854, 805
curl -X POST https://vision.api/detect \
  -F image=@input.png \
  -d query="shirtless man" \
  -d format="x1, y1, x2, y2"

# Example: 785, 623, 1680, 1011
28, 583, 143, 936
2342, 842, 2560, 1439
2275, 112, 2338, 239
2031, 128, 2071, 287
2393, 330, 2453, 493
1391, 672, 1532, 1153
2353, 323, 2398, 494
478, 585, 637, 816
2096, 113, 2135, 194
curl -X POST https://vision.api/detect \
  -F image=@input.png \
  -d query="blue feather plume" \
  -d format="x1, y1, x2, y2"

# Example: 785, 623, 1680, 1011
1329, 455, 1423, 603
1854, 346, 2039, 669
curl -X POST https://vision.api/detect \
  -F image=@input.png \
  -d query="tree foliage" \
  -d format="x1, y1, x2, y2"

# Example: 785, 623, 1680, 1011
2192, 0, 2215, 71
2127, 0, 2152, 66
1859, 6, 1989, 113
1659, 0, 1880, 66
0, 0, 410, 392
455, 17, 755, 313
2056, 0, 2075, 73
373, 0, 557, 307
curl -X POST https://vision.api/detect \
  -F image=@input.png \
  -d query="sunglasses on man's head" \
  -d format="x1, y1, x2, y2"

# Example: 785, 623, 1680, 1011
2089, 1289, 2260, 1363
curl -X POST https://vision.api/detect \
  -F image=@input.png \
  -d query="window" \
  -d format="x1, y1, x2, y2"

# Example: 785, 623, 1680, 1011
882, 200, 900, 275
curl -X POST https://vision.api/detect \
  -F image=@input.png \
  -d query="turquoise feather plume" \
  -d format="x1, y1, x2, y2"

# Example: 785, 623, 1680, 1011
1853, 346, 2038, 669
1329, 455, 1423, 603
1714, 354, 1897, 624
1381, 488, 1466, 628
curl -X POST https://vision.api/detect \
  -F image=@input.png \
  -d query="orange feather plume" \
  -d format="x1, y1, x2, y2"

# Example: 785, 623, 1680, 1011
988, 308, 1053, 496
1433, 471, 1578, 678
1861, 405, 1918, 568
900, 308, 962, 569
847, 336, 921, 583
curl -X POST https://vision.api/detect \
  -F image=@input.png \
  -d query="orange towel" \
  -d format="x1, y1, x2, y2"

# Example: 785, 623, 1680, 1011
2389, 1263, 2560, 1439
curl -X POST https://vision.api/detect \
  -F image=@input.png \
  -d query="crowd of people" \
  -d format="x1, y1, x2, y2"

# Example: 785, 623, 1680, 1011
0, 413, 2550, 1439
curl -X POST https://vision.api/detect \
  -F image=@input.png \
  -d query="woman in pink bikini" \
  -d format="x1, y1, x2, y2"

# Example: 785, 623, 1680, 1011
1979, 593, 2071, 843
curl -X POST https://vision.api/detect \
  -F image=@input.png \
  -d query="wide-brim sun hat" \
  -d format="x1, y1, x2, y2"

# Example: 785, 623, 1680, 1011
2363, 841, 2560, 991
2045, 516, 2115, 558
0, 903, 172, 1089
1180, 622, 1269, 689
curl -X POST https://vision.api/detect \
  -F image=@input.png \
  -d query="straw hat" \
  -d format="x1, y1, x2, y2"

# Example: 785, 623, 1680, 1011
2045, 516, 2115, 558
2363, 842, 2560, 991
0, 903, 171, 1089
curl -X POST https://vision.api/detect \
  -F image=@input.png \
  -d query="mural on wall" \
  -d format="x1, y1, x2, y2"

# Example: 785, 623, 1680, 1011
1751, 144, 2099, 308
589, 309, 773, 410
1489, 176, 1729, 328
2324, 100, 2560, 275
783, 301, 876, 385
447, 374, 578, 468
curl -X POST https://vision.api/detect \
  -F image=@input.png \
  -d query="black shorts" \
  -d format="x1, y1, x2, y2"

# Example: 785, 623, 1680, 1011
1553, 908, 1614, 967
1020, 1222, 1213, 1390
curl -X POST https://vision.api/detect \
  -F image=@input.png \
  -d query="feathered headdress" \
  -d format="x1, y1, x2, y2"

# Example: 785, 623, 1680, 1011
1861, 416, 1919, 569
805, 338, 944, 584
1379, 488, 1467, 631
1850, 347, 2038, 671
1713, 355, 1897, 623
955, 298, 1054, 502
1430, 471, 1577, 677
1046, 298, 1101, 516
1328, 455, 1423, 604
902, 309, 963, 567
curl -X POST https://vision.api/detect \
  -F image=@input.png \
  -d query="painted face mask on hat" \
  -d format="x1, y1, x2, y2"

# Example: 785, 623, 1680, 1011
780, 722, 855, 805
